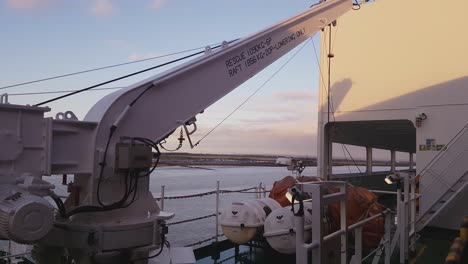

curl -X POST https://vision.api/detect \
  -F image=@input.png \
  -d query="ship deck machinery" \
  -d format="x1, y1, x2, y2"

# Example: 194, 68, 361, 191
0, 1, 352, 263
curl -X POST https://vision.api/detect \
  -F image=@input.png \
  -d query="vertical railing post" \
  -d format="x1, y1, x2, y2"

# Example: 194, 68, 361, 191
391, 150, 396, 173
409, 153, 414, 170
410, 174, 416, 251
340, 183, 348, 264
7, 240, 11, 264
354, 226, 363, 263
263, 184, 267, 198
215, 181, 220, 243
366, 146, 373, 175
400, 175, 409, 264
390, 184, 402, 257
404, 175, 410, 260
385, 212, 392, 264
295, 212, 306, 264
311, 184, 323, 264
396, 178, 402, 257
396, 185, 401, 225
258, 183, 262, 199
399, 198, 405, 264
160, 185, 165, 211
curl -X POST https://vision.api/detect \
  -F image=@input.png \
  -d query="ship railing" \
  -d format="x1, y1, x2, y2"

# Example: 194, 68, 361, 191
348, 210, 393, 264
294, 179, 416, 264
371, 172, 419, 263
0, 242, 32, 263
418, 124, 468, 177
156, 181, 269, 247
293, 181, 349, 264
417, 124, 468, 210
2, 182, 269, 261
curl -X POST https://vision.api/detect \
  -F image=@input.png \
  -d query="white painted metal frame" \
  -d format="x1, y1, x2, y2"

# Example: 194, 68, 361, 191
350, 210, 392, 264
294, 181, 347, 264
293, 180, 402, 264
417, 124, 468, 230
385, 171, 418, 264
215, 181, 220, 243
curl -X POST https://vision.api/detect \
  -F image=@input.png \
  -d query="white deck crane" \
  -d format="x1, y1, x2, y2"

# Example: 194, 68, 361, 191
0, 0, 351, 263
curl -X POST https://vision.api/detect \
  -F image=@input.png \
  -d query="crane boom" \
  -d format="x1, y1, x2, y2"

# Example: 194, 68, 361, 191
85, 0, 351, 174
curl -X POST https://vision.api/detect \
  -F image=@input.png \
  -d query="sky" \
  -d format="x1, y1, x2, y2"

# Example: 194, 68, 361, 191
0, 0, 358, 157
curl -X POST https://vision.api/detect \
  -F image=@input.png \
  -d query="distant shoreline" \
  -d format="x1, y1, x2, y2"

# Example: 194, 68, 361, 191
158, 152, 411, 167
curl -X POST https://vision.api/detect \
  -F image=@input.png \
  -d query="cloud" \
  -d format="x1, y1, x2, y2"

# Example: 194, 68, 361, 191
91, 0, 114, 17
128, 52, 162, 61
236, 115, 303, 126
158, 87, 320, 155
273, 90, 318, 101
150, 0, 167, 10
6, 0, 56, 11
191, 124, 318, 156
186, 101, 318, 155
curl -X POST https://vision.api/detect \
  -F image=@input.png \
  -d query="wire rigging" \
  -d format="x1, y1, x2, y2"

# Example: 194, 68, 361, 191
311, 26, 364, 177
34, 39, 239, 107
194, 37, 313, 146
0, 42, 225, 91
8, 87, 124, 97
326, 25, 364, 176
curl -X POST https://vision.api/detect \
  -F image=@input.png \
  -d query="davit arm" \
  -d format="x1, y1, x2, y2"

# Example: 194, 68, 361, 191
0, 1, 351, 263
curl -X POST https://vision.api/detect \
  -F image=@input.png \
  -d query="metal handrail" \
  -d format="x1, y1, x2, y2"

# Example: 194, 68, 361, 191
348, 209, 391, 231
321, 209, 391, 243
420, 142, 468, 194
296, 181, 394, 264
158, 181, 269, 248
417, 124, 468, 197
0, 251, 31, 260
419, 124, 468, 175
370, 190, 398, 195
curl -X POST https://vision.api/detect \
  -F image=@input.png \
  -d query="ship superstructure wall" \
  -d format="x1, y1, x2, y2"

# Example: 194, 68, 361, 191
317, 0, 468, 229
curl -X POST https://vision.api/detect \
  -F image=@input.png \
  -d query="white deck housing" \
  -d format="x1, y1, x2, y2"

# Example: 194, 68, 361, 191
317, 0, 468, 229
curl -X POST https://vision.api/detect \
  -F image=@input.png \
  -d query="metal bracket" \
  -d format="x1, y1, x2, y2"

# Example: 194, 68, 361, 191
55, 111, 78, 120
204, 46, 213, 55
178, 118, 198, 149
318, 18, 328, 29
